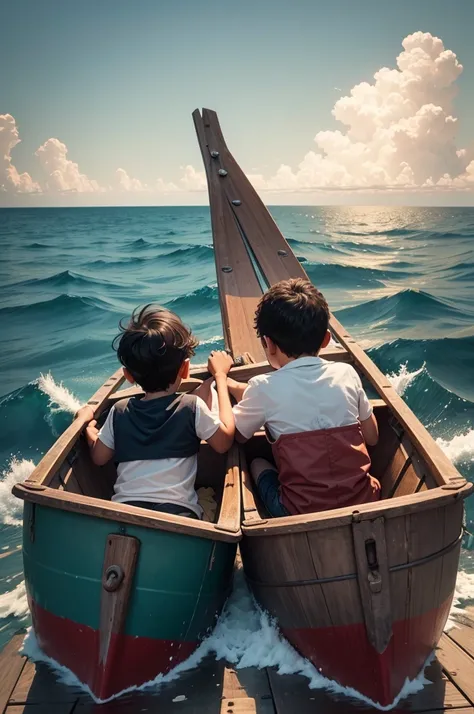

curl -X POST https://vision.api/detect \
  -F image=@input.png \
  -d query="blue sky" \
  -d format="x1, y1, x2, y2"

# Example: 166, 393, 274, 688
1, 0, 473, 205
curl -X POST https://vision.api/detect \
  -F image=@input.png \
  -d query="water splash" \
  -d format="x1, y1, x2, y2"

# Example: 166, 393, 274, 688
436, 429, 474, 464
37, 373, 82, 414
387, 363, 425, 396
0, 458, 35, 527
0, 580, 28, 619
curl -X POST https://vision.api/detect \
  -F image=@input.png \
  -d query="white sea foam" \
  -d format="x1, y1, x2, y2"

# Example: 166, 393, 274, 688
0, 580, 28, 619
387, 363, 425, 396
446, 570, 474, 629
0, 458, 35, 527
21, 566, 430, 709
37, 373, 82, 414
436, 429, 474, 464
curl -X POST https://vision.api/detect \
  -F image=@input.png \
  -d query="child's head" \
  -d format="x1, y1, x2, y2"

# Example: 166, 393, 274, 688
114, 305, 198, 392
255, 278, 330, 366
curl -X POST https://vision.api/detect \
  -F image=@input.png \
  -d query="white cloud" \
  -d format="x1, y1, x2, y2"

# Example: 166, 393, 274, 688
179, 164, 207, 191
2, 30, 474, 203
252, 32, 474, 192
0, 114, 40, 193
115, 168, 147, 192
35, 138, 102, 193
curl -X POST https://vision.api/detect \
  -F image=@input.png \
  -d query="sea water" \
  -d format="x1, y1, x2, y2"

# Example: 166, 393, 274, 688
1, 205, 474, 706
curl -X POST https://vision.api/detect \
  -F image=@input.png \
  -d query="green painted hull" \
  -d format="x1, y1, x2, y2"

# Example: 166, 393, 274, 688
23, 502, 236, 696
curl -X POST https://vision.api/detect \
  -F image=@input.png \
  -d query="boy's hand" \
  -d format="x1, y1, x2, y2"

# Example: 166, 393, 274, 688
74, 405, 95, 423
208, 350, 233, 378
85, 420, 99, 448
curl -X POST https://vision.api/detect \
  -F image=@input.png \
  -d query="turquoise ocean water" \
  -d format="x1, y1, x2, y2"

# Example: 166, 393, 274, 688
0, 205, 473, 650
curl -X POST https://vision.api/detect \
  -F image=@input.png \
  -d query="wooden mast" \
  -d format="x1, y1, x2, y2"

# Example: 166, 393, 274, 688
192, 107, 467, 489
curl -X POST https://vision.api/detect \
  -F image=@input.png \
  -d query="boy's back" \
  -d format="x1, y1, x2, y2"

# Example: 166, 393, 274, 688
230, 278, 380, 517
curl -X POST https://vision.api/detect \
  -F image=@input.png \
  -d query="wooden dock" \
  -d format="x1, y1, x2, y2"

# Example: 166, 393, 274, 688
1, 613, 474, 714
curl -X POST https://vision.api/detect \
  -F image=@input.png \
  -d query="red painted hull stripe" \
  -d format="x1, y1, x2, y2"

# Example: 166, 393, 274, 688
282, 596, 452, 706
30, 599, 198, 700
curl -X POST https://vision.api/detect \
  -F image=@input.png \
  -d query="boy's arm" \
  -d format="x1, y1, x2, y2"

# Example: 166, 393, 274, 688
361, 414, 379, 446
232, 379, 266, 444
205, 351, 235, 454
356, 374, 379, 446
227, 378, 248, 404
86, 410, 114, 466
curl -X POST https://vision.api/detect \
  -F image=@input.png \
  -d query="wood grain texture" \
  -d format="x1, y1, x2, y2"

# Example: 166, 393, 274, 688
0, 635, 26, 714
99, 535, 140, 669
352, 517, 393, 653
437, 633, 474, 705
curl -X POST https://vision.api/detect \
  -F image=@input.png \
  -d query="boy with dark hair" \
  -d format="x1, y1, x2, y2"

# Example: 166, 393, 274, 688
228, 278, 380, 517
78, 305, 234, 519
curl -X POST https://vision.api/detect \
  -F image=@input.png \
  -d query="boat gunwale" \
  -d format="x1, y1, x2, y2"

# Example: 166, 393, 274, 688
240, 483, 472, 536
12, 363, 242, 543
13, 444, 242, 543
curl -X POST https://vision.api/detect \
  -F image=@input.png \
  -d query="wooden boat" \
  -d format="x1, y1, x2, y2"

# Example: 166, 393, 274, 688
193, 108, 474, 706
12, 370, 241, 700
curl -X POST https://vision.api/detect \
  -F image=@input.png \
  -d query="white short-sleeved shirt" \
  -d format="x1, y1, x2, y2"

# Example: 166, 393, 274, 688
233, 357, 373, 441
98, 396, 221, 517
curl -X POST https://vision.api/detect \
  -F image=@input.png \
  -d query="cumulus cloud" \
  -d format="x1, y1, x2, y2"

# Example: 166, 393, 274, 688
115, 168, 147, 192
35, 138, 102, 193
0, 114, 40, 193
115, 168, 179, 193
179, 164, 207, 191
253, 32, 474, 192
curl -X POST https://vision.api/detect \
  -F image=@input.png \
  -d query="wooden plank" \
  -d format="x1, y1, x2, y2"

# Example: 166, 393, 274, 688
0, 635, 27, 714
98, 535, 140, 686
215, 444, 241, 534
6, 706, 77, 714
352, 517, 392, 653
267, 657, 471, 712
307, 525, 363, 627
448, 624, 474, 660
220, 665, 275, 713
74, 655, 225, 713
437, 633, 474, 705
242, 485, 470, 536
8, 659, 83, 705
194, 109, 265, 362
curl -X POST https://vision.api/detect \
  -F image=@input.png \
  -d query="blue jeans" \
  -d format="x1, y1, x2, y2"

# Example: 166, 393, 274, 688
256, 469, 290, 518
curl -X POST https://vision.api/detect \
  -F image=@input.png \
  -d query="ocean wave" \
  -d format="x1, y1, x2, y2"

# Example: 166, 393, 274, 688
369, 335, 474, 403
165, 284, 219, 311
387, 363, 425, 396
337, 289, 473, 330
436, 430, 474, 465
0, 294, 118, 319
3, 270, 114, 291
0, 580, 28, 619
0, 458, 35, 527
305, 262, 386, 288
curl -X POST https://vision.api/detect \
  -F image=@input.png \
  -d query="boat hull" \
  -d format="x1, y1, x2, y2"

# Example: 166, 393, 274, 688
281, 595, 452, 704
241, 498, 463, 706
23, 502, 236, 700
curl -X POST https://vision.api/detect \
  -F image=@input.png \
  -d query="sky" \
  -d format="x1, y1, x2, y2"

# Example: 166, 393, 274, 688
1, 0, 474, 206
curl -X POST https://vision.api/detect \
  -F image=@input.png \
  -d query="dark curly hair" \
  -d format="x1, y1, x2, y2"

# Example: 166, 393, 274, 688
114, 305, 198, 392
255, 278, 329, 358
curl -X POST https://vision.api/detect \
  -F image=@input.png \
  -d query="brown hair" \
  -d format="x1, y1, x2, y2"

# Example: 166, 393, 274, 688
114, 305, 198, 392
255, 278, 329, 357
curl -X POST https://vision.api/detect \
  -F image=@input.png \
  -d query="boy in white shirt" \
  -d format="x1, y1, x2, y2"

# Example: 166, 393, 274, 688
228, 279, 380, 517
78, 305, 234, 519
